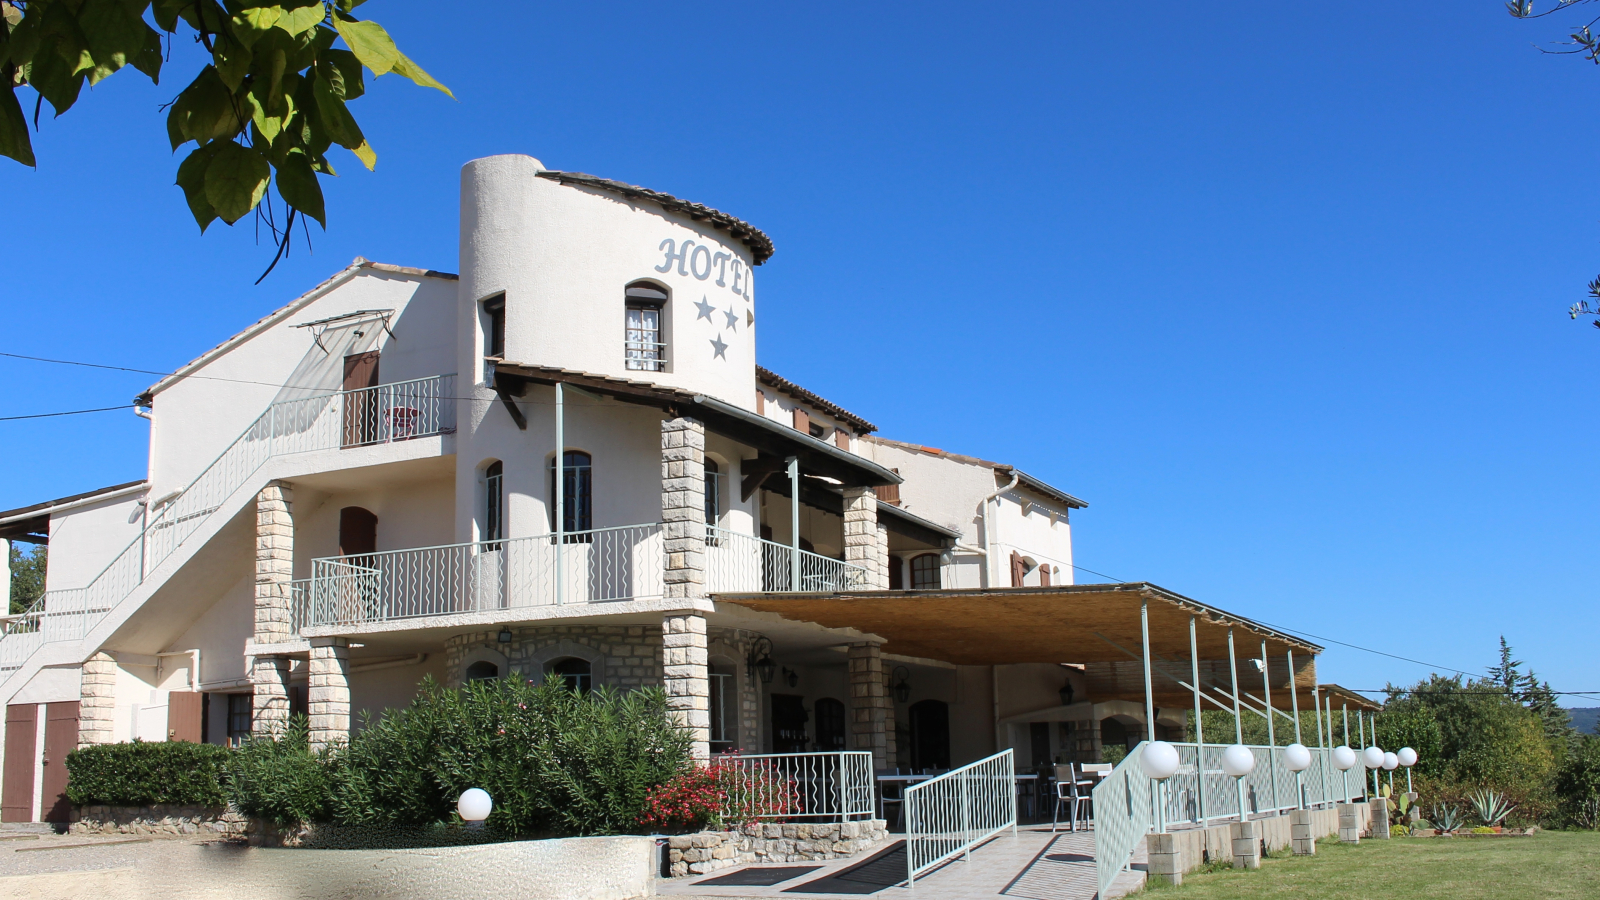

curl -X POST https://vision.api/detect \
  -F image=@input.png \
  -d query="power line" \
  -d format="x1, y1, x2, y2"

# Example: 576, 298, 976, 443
0, 405, 134, 422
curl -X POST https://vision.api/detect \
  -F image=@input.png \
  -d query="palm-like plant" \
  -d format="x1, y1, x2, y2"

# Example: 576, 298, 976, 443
1429, 803, 1464, 834
1468, 790, 1516, 828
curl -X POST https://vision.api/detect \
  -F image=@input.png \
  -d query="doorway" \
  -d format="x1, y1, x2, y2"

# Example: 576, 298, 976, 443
910, 700, 951, 771
40, 702, 78, 823
770, 694, 809, 753
342, 350, 381, 446
2, 704, 36, 822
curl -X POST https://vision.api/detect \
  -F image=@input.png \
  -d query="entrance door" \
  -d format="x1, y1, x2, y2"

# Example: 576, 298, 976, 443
40, 701, 78, 823
2, 704, 36, 822
168, 692, 203, 742
342, 351, 381, 446
770, 694, 809, 753
909, 700, 951, 771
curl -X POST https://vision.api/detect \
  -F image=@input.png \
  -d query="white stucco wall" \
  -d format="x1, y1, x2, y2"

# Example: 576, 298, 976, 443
42, 491, 147, 593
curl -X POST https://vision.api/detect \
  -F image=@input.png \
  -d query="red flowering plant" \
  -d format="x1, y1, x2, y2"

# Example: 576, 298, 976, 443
638, 751, 801, 832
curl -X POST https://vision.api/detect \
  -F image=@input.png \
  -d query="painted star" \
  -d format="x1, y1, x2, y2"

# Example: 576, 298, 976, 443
723, 307, 739, 330
710, 335, 728, 360
694, 296, 716, 323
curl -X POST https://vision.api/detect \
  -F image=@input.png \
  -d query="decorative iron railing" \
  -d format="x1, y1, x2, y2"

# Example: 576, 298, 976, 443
904, 749, 1018, 886
301, 523, 665, 628
0, 375, 455, 673
705, 527, 870, 593
713, 751, 875, 824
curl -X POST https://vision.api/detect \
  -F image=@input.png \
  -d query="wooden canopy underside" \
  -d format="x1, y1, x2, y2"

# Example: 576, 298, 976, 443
714, 583, 1326, 709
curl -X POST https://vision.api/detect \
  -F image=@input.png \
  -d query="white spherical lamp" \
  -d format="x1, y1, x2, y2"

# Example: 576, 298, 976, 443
1221, 744, 1256, 778
1284, 743, 1312, 773
1362, 746, 1385, 769
1382, 752, 1399, 771
1397, 747, 1418, 768
1140, 741, 1181, 780
458, 788, 493, 823
1332, 746, 1357, 771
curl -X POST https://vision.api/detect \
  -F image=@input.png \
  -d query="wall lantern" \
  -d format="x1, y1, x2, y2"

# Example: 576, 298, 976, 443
1058, 679, 1075, 708
497, 628, 513, 644
781, 667, 800, 689
747, 636, 776, 685
891, 666, 911, 704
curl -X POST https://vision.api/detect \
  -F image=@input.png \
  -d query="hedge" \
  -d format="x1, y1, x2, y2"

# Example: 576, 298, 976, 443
65, 740, 232, 807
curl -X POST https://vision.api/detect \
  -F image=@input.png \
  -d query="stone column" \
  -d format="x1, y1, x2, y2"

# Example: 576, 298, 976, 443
849, 642, 896, 768
661, 418, 706, 601
1146, 832, 1185, 885
663, 612, 710, 761
254, 481, 294, 641
841, 487, 886, 589
875, 523, 890, 590
1230, 820, 1261, 869
251, 655, 291, 737
78, 652, 117, 747
1369, 796, 1391, 839
308, 638, 350, 750
1290, 808, 1317, 855
1337, 802, 1362, 843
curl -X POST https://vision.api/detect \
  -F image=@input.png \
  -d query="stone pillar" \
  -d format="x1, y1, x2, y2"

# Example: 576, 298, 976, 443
78, 652, 117, 747
1337, 802, 1362, 843
1147, 832, 1185, 885
661, 418, 706, 601
1290, 808, 1317, 855
1230, 820, 1261, 869
254, 481, 294, 641
308, 638, 350, 750
875, 523, 890, 590
1369, 796, 1391, 839
251, 655, 291, 737
663, 612, 710, 761
841, 487, 885, 589
849, 642, 896, 769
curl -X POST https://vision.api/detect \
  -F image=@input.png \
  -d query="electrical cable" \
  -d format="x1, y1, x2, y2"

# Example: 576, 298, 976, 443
0, 404, 135, 421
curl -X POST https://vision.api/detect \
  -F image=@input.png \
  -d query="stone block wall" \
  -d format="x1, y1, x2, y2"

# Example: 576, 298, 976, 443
78, 652, 117, 747
666, 820, 889, 877
661, 417, 707, 601
71, 805, 247, 837
254, 481, 294, 641
445, 625, 666, 689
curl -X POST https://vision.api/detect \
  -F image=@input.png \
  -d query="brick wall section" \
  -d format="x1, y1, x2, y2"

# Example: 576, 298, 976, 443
78, 651, 116, 747
308, 638, 350, 749
664, 612, 711, 762
848, 642, 895, 768
254, 481, 294, 641
251, 655, 291, 736
661, 418, 706, 600
840, 487, 885, 589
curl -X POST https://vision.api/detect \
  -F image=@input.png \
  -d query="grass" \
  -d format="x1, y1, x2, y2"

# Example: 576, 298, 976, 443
1138, 831, 1600, 899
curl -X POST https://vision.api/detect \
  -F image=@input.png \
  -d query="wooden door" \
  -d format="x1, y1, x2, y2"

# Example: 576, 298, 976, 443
770, 694, 809, 753
40, 701, 78, 823
341, 351, 381, 446
167, 691, 203, 743
2, 704, 36, 823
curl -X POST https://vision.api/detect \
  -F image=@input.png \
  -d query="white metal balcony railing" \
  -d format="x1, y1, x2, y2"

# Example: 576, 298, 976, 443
714, 751, 875, 824
705, 527, 870, 593
300, 523, 665, 628
0, 376, 456, 673
1092, 741, 1371, 899
623, 340, 667, 372
905, 749, 1018, 886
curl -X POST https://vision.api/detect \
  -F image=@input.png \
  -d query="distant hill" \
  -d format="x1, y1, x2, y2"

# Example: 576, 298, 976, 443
1568, 708, 1600, 735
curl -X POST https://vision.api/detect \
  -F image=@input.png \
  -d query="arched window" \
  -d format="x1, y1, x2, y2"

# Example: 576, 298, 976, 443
624, 282, 668, 371
910, 553, 941, 590
704, 459, 721, 533
815, 698, 847, 751
465, 660, 499, 682
483, 460, 504, 545
546, 657, 592, 693
548, 451, 593, 536
709, 661, 735, 753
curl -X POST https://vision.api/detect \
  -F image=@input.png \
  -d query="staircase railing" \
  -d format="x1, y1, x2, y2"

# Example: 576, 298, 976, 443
0, 375, 455, 673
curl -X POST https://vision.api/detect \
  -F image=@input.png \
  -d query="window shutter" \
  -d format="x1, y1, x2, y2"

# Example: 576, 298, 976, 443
834, 429, 850, 450
792, 408, 810, 433
877, 470, 901, 506
1010, 552, 1025, 588
1040, 565, 1052, 587
756, 391, 765, 415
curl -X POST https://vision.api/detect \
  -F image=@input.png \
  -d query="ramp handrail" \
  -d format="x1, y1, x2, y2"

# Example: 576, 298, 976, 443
904, 749, 1017, 886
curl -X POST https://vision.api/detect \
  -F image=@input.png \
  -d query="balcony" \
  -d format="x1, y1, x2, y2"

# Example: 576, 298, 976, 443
706, 528, 870, 593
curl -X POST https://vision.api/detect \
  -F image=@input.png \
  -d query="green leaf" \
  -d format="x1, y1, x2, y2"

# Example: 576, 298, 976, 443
0, 83, 36, 167
5, 8, 43, 67
180, 66, 244, 144
350, 138, 374, 170
310, 70, 363, 149
276, 2, 325, 38
152, 0, 186, 33
322, 48, 364, 100
27, 36, 87, 116
131, 22, 164, 83
40, 3, 94, 77
204, 140, 270, 224
391, 50, 451, 98
214, 36, 252, 91
175, 141, 224, 230
274, 147, 325, 226
233, 6, 284, 46
77, 0, 148, 81
331, 14, 395, 76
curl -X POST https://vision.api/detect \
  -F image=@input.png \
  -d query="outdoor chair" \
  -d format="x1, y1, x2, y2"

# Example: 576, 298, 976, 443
1050, 764, 1095, 833
877, 769, 906, 828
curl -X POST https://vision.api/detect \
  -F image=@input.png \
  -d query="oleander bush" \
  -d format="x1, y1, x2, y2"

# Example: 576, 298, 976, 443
227, 717, 337, 828
65, 739, 233, 807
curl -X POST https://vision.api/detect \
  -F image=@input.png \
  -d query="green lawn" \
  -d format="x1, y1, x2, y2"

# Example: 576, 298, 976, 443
1139, 831, 1600, 900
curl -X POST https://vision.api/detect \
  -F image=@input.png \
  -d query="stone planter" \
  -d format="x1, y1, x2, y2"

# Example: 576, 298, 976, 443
71, 804, 247, 836
666, 820, 889, 877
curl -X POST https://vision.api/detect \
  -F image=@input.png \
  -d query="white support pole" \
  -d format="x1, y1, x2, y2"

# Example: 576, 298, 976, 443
786, 456, 800, 591
1228, 628, 1246, 822
1342, 703, 1351, 799
1190, 616, 1206, 825
1260, 640, 1278, 812
555, 382, 565, 605
1140, 597, 1162, 833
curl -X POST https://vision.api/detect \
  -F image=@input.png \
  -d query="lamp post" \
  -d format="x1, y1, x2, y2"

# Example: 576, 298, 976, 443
1284, 742, 1313, 809
1361, 744, 1385, 800
1397, 746, 1418, 795
458, 788, 493, 830
1140, 740, 1181, 833
1382, 751, 1399, 795
1222, 743, 1256, 823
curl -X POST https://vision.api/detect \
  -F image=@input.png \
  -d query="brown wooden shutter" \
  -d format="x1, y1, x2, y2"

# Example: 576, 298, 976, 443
792, 408, 809, 433
341, 351, 382, 447
167, 691, 204, 743
1010, 552, 1025, 588
756, 391, 765, 415
877, 471, 901, 506
1040, 565, 1052, 587
2, 704, 37, 823
834, 429, 851, 450
41, 701, 79, 823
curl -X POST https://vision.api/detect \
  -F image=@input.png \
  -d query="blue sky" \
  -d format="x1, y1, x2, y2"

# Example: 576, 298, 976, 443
4, 3, 1597, 705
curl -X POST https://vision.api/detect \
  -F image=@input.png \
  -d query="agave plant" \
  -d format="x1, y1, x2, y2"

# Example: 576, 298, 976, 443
1468, 790, 1515, 827
1430, 803, 1465, 834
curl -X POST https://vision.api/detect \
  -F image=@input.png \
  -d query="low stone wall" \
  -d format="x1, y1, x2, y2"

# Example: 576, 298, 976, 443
667, 819, 888, 877
70, 805, 247, 836
1147, 806, 1353, 885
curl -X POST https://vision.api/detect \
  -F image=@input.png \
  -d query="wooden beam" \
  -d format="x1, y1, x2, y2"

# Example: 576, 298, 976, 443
495, 387, 527, 431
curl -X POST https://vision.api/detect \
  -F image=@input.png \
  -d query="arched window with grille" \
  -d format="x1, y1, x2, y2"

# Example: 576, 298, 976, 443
624, 282, 668, 371
910, 553, 942, 590
546, 657, 592, 692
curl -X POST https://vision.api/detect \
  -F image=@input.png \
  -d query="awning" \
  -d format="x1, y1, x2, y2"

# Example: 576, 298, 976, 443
713, 582, 1323, 709
1318, 683, 1383, 713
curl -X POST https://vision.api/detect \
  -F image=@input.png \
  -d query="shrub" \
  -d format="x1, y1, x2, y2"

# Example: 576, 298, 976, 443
65, 740, 232, 807
1471, 825, 1496, 834
639, 764, 725, 832
637, 753, 801, 832
1555, 734, 1600, 829
226, 717, 337, 828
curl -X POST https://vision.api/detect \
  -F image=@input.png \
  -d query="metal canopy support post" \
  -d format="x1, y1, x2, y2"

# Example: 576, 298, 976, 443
787, 456, 800, 590
1342, 703, 1351, 799
1140, 598, 1164, 833
1260, 640, 1278, 812
1189, 616, 1206, 826
555, 382, 565, 605
1227, 627, 1246, 822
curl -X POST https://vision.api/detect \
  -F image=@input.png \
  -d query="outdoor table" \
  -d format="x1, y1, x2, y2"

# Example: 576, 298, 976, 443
874, 773, 933, 824
1014, 772, 1039, 818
